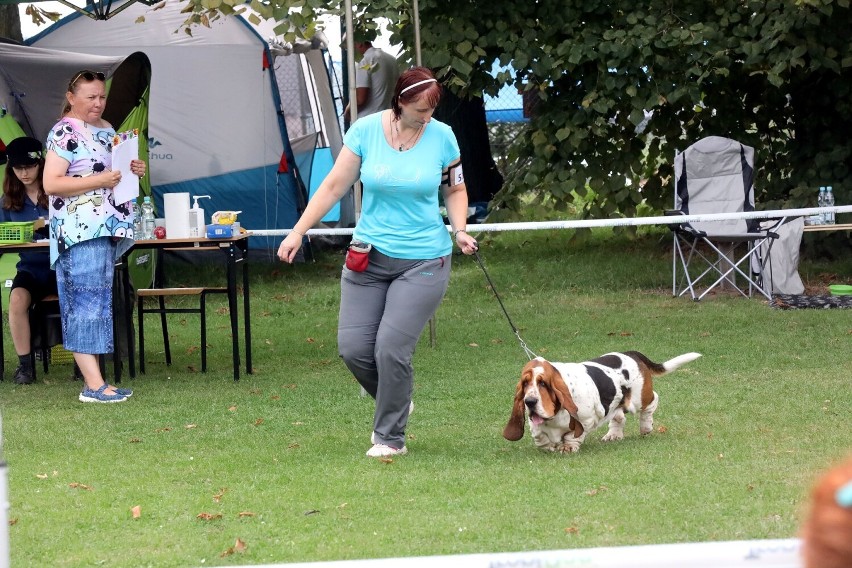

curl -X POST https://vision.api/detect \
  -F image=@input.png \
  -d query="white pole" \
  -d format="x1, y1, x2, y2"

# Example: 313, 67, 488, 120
0, 412, 9, 568
343, 0, 361, 220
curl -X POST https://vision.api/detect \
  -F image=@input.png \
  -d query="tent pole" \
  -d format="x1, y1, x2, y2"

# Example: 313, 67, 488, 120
413, 0, 422, 66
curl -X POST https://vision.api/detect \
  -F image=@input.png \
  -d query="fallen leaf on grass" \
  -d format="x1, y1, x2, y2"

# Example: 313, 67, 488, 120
338, 503, 348, 509
228, 405, 237, 412
306, 337, 316, 343
69, 482, 92, 491
249, 388, 262, 395
8, 518, 18, 526
238, 511, 255, 518
270, 395, 281, 400
36, 473, 49, 480
564, 526, 579, 534
129, 438, 142, 443
287, 443, 300, 449
586, 485, 608, 496
197, 512, 223, 521
292, 421, 304, 426
657, 426, 668, 434
304, 509, 320, 516
213, 488, 227, 503
220, 538, 247, 557
379, 457, 394, 464
282, 384, 297, 389
185, 424, 197, 429
186, 345, 199, 355
155, 427, 173, 433
468, 343, 479, 347
131, 505, 141, 519
253, 418, 264, 426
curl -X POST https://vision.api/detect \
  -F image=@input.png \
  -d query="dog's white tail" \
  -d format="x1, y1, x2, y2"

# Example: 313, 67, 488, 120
662, 352, 702, 373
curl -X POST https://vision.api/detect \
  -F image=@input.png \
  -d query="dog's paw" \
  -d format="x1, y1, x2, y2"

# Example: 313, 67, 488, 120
558, 442, 580, 454
601, 432, 624, 443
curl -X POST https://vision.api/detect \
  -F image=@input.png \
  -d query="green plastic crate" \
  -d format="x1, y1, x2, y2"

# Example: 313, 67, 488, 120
0, 221, 34, 244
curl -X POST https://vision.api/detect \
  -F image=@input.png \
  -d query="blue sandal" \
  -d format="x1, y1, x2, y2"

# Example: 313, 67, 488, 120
79, 384, 128, 403
110, 385, 133, 397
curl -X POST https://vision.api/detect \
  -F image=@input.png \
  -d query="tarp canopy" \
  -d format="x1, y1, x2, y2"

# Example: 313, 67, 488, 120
0, 42, 151, 195
0, 42, 154, 286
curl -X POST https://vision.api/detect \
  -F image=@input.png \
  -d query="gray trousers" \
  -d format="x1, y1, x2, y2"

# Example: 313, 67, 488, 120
338, 248, 451, 448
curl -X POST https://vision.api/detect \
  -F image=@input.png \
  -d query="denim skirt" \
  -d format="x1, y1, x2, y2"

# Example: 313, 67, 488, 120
55, 237, 115, 354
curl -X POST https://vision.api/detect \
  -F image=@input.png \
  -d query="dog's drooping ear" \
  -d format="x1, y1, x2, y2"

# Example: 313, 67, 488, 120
503, 376, 527, 441
549, 369, 579, 417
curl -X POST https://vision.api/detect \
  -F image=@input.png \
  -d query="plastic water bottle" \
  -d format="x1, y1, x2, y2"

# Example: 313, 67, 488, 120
824, 186, 835, 225
817, 186, 826, 224
141, 196, 156, 240
132, 202, 143, 240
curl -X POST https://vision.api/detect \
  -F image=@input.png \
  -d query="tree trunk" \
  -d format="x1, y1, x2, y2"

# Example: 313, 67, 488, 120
0, 5, 24, 43
433, 90, 503, 206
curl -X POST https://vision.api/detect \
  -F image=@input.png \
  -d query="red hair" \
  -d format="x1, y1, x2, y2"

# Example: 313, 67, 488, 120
800, 456, 852, 568
391, 67, 442, 119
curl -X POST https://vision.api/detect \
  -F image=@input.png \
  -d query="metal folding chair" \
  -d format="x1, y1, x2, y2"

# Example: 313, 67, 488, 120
669, 136, 781, 301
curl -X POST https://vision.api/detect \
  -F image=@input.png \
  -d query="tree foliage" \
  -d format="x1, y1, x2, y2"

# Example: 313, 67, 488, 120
30, 0, 846, 218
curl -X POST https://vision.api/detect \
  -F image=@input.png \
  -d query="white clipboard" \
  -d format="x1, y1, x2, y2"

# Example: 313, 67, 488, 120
111, 132, 139, 204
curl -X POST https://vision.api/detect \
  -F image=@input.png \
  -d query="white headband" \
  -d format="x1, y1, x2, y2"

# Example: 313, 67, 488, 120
400, 78, 437, 94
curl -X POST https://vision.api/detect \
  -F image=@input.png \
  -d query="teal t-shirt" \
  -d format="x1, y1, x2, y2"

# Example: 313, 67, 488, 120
345, 111, 460, 260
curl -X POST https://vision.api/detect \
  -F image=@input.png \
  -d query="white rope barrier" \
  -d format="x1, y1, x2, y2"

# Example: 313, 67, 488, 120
232, 538, 802, 568
249, 205, 852, 238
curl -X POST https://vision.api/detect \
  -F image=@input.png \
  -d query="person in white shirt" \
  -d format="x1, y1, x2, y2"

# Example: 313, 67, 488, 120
343, 27, 400, 123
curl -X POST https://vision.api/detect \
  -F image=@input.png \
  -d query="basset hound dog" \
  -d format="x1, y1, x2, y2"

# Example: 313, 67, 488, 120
503, 351, 701, 453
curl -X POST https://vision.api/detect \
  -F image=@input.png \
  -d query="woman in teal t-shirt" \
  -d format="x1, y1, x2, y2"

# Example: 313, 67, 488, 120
278, 67, 479, 458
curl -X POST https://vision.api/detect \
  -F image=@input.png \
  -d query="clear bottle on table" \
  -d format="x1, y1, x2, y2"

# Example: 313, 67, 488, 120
824, 186, 835, 225
132, 201, 143, 240
141, 196, 156, 240
817, 186, 826, 224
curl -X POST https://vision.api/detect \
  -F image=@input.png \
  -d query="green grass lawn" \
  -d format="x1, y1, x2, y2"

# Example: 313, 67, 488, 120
2, 228, 851, 567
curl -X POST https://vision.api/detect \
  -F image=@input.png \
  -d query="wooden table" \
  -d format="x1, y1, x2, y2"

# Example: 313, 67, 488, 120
2, 234, 253, 382
0, 241, 127, 382
803, 222, 852, 232
123, 233, 252, 381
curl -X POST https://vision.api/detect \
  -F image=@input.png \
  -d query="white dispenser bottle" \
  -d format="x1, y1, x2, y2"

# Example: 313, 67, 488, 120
188, 195, 211, 237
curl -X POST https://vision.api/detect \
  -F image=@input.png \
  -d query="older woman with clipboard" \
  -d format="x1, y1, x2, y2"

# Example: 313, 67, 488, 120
42, 69, 146, 404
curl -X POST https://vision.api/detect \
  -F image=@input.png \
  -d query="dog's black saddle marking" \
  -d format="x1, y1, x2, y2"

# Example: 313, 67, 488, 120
583, 365, 617, 412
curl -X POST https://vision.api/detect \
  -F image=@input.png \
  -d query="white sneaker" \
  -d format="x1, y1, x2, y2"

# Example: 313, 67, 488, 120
370, 402, 415, 444
366, 444, 408, 458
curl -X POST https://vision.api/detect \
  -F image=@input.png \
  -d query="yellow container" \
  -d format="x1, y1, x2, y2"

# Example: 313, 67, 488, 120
51, 344, 76, 364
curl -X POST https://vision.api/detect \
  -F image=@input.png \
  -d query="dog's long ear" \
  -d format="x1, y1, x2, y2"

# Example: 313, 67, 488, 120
503, 374, 527, 441
547, 363, 579, 416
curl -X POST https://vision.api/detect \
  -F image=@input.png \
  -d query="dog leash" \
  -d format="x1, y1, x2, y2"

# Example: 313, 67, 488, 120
473, 250, 537, 360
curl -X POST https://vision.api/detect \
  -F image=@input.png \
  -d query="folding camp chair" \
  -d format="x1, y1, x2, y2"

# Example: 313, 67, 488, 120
669, 136, 781, 301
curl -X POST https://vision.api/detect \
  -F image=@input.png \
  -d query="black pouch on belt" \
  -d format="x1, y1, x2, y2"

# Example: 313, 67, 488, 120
345, 240, 372, 272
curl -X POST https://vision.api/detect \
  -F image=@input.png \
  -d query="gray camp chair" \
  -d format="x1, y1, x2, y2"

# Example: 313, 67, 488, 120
668, 136, 781, 301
